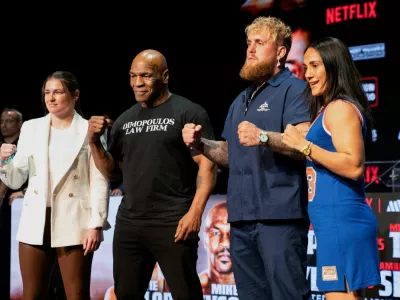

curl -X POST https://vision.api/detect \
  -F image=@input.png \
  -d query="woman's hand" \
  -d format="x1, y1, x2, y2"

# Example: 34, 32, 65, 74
83, 228, 102, 256
282, 124, 309, 152
0, 143, 17, 161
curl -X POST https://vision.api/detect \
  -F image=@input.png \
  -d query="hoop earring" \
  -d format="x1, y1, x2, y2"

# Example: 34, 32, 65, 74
277, 61, 280, 68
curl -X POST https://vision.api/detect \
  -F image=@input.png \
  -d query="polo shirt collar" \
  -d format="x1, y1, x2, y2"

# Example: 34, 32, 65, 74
243, 68, 292, 103
267, 67, 292, 87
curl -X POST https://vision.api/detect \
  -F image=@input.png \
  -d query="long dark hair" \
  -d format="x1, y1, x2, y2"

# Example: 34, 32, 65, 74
41, 71, 84, 117
304, 37, 373, 131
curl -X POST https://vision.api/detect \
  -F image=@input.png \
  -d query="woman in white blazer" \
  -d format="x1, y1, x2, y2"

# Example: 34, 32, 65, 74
0, 71, 110, 300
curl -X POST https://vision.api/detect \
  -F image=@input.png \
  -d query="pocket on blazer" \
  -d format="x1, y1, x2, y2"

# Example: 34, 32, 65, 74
80, 200, 92, 210
23, 176, 40, 207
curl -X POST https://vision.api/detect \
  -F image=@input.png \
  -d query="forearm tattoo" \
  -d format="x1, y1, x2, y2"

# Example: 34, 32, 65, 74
266, 132, 304, 160
200, 138, 229, 168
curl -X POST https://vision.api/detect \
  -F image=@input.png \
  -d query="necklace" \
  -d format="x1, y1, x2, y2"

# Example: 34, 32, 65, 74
248, 81, 267, 104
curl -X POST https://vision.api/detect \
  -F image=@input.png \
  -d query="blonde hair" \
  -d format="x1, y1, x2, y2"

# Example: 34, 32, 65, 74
245, 16, 292, 62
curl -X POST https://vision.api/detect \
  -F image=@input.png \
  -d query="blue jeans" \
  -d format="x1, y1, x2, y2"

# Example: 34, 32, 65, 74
230, 219, 311, 300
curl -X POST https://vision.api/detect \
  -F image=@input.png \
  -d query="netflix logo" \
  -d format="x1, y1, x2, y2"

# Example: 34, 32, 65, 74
326, 1, 377, 25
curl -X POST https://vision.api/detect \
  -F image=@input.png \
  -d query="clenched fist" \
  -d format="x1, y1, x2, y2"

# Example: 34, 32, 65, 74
237, 121, 262, 147
88, 116, 112, 144
282, 124, 307, 152
182, 124, 202, 149
0, 143, 17, 160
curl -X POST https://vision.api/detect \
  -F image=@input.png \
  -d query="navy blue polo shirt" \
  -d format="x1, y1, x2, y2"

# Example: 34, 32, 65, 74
222, 68, 311, 222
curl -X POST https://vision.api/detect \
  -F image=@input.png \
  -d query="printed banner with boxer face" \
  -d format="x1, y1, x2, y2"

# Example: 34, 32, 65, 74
10, 193, 400, 299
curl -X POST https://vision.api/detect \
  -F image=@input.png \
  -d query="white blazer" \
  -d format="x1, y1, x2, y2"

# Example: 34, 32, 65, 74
0, 112, 110, 247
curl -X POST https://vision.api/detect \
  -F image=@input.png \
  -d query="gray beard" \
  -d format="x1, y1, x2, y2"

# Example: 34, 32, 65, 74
239, 60, 275, 81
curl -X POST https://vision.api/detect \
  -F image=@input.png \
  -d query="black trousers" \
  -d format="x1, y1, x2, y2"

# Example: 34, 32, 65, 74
113, 221, 203, 300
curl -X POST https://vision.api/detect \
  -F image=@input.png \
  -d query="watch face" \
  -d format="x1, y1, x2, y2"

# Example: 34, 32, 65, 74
260, 133, 268, 143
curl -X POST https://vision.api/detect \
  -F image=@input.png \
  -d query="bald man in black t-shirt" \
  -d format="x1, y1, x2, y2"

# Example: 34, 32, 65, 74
88, 49, 217, 300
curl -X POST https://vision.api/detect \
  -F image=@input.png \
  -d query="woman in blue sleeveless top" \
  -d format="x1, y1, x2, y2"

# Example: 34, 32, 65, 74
282, 37, 380, 300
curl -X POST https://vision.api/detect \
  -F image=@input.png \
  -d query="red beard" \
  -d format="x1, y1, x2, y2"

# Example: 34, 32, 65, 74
239, 59, 275, 81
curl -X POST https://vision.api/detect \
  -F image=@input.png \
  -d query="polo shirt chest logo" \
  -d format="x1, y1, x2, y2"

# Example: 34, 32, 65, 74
257, 101, 270, 112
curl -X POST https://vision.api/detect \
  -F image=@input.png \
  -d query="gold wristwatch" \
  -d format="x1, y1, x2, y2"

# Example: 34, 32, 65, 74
301, 141, 312, 156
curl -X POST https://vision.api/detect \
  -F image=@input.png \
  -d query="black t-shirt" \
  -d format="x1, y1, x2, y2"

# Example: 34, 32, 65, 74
108, 94, 214, 226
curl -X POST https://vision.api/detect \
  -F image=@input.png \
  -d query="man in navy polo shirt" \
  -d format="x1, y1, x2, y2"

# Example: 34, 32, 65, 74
183, 16, 311, 299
